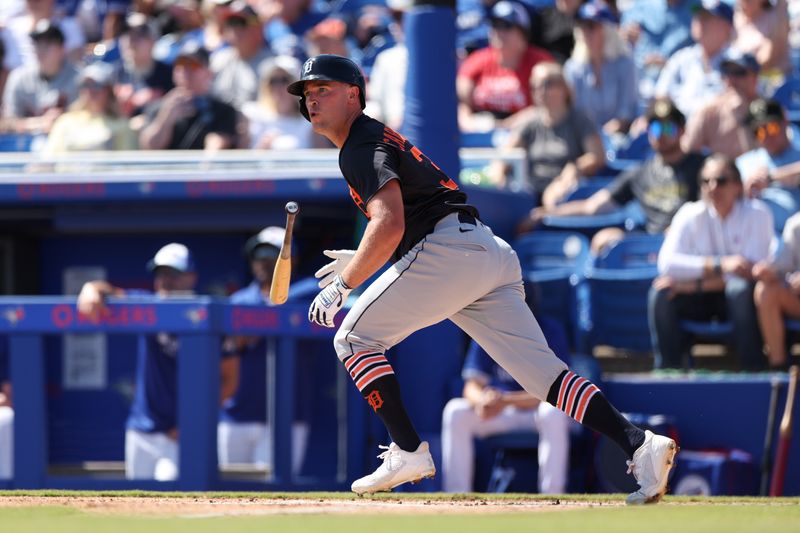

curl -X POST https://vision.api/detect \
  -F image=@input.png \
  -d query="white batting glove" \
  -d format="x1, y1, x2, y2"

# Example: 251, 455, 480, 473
309, 274, 352, 327
314, 249, 356, 288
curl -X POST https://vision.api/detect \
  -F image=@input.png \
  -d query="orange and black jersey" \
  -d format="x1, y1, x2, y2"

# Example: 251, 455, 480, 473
339, 114, 479, 260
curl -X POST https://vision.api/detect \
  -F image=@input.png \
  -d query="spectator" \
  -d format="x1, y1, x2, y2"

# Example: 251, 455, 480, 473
753, 211, 800, 369
0, 345, 11, 480
530, 0, 582, 65
1, 20, 79, 137
457, 0, 553, 132
520, 98, 705, 253
42, 62, 137, 153
351, 5, 396, 76
262, 0, 330, 58
304, 17, 349, 58
77, 243, 239, 480
242, 55, 314, 149
200, 0, 234, 53
648, 154, 773, 370
738, 98, 800, 213
4, 0, 86, 69
139, 41, 238, 150
0, 32, 10, 111
654, 0, 734, 118
564, 1, 638, 136
210, 1, 274, 107
682, 50, 760, 159
620, 0, 694, 102
152, 0, 205, 65
493, 61, 605, 210
734, 0, 790, 74
364, 0, 409, 131
219, 227, 310, 475
113, 12, 173, 121
441, 285, 573, 494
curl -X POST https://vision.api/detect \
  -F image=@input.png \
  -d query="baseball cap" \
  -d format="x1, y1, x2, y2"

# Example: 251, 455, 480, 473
223, 1, 261, 26
746, 98, 785, 127
147, 243, 196, 273
258, 55, 301, 82
79, 62, 115, 87
244, 226, 285, 260
30, 19, 65, 44
691, 0, 734, 25
489, 1, 531, 33
575, 1, 619, 25
646, 98, 685, 127
720, 49, 760, 75
174, 40, 210, 67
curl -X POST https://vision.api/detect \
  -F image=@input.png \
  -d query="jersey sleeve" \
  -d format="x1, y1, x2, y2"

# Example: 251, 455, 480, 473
461, 340, 491, 385
341, 141, 401, 211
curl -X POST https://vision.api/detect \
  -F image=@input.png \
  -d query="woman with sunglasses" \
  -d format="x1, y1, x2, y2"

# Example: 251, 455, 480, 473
241, 55, 316, 149
649, 154, 773, 370
42, 62, 136, 154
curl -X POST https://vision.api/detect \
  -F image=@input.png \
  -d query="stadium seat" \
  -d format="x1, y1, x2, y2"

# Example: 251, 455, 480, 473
772, 74, 800, 123
758, 188, 797, 234
576, 234, 663, 353
0, 133, 35, 152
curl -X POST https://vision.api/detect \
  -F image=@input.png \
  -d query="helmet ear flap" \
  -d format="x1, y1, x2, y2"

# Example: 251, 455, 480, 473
299, 96, 310, 122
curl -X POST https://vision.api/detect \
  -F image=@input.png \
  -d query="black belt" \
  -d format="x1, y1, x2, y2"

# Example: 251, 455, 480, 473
457, 211, 477, 225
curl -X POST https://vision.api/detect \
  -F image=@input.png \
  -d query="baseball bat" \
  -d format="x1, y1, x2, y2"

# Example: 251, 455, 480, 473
760, 378, 781, 495
770, 365, 799, 496
269, 201, 299, 305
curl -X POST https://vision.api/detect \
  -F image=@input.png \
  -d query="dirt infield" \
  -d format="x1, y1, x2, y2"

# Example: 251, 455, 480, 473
0, 495, 622, 516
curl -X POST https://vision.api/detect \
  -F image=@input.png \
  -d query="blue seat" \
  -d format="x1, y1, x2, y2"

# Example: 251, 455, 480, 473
772, 75, 800, 123
513, 232, 590, 347
0, 133, 35, 152
577, 234, 664, 353
758, 188, 797, 234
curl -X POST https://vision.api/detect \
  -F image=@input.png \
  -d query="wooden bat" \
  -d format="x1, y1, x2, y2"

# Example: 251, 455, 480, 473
269, 201, 299, 305
770, 365, 799, 496
760, 378, 781, 495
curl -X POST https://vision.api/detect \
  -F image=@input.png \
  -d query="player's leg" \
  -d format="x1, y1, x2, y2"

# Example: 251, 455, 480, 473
125, 429, 160, 479
153, 432, 178, 481
218, 421, 257, 466
441, 397, 536, 492
532, 402, 571, 494
725, 277, 764, 371
0, 406, 13, 478
291, 422, 310, 476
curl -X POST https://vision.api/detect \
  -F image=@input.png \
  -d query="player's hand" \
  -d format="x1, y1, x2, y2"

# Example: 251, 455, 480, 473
309, 274, 352, 327
77, 283, 106, 322
315, 249, 356, 288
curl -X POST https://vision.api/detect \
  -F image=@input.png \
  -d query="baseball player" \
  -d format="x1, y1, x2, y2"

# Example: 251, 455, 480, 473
77, 243, 239, 480
0, 343, 11, 479
219, 227, 309, 475
289, 54, 677, 504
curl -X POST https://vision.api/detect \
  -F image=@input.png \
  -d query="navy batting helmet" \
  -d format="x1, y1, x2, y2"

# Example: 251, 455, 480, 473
286, 54, 366, 121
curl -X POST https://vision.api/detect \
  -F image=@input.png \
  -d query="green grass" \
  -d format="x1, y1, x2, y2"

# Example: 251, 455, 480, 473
0, 492, 798, 533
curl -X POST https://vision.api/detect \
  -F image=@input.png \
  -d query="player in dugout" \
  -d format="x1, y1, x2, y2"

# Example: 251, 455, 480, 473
288, 54, 678, 504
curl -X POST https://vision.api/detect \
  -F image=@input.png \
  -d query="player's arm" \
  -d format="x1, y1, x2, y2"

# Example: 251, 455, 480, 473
77, 280, 127, 321
219, 355, 240, 404
339, 179, 404, 288
0, 381, 11, 407
499, 390, 541, 410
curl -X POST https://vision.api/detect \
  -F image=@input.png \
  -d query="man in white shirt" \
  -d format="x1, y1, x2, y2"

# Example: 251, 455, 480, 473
647, 153, 774, 370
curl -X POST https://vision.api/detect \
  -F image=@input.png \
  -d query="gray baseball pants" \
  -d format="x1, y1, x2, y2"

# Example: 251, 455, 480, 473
334, 212, 568, 400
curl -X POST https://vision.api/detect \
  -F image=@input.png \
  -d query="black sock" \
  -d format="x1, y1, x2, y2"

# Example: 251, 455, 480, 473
547, 370, 645, 458
361, 375, 421, 452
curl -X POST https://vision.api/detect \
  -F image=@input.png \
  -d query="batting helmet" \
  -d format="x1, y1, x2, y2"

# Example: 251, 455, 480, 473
286, 54, 366, 121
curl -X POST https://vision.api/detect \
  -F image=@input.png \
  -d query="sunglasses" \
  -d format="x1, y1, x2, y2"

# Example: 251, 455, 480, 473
701, 175, 732, 186
579, 20, 602, 31
754, 121, 782, 143
175, 59, 205, 71
648, 120, 679, 139
81, 81, 108, 91
533, 77, 561, 91
723, 67, 749, 78
268, 76, 292, 86
491, 20, 516, 31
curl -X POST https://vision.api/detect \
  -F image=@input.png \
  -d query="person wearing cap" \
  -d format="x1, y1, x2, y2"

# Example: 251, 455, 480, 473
737, 98, 800, 210
219, 227, 313, 474
530, 0, 582, 65
113, 13, 174, 120
564, 1, 638, 135
77, 243, 239, 480
654, 0, 734, 118
210, 1, 274, 107
3, 0, 86, 69
520, 97, 706, 254
491, 61, 606, 209
457, 0, 553, 132
242, 55, 316, 149
42, 62, 137, 153
733, 0, 790, 74
1, 19, 80, 137
139, 41, 239, 150
151, 0, 206, 66
648, 154, 773, 370
682, 49, 761, 158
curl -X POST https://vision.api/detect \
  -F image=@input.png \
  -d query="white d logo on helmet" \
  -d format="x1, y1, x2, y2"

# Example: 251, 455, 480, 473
303, 59, 314, 75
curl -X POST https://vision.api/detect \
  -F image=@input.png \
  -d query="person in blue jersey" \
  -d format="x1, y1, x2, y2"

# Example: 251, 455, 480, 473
77, 242, 239, 480
0, 341, 11, 479
219, 227, 309, 475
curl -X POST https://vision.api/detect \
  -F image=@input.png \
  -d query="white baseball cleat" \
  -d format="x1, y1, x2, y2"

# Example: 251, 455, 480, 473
351, 441, 436, 495
625, 430, 678, 505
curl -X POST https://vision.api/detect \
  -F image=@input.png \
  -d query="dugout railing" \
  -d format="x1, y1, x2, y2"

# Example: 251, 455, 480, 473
0, 295, 361, 491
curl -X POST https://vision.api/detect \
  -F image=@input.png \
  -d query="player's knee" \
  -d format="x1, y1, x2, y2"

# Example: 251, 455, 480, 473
442, 397, 473, 429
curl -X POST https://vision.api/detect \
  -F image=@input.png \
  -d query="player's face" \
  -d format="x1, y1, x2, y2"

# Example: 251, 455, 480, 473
303, 80, 358, 132
251, 257, 276, 285
153, 267, 197, 295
